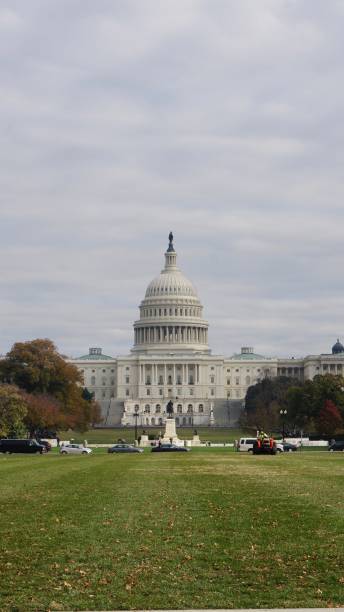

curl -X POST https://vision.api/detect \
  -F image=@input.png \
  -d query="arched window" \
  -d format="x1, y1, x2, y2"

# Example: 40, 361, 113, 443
189, 417, 192, 425
151, 417, 155, 425
168, 375, 172, 384
176, 417, 180, 425
187, 404, 193, 413
155, 404, 161, 413
182, 417, 187, 425
198, 404, 204, 413
158, 417, 163, 425
134, 404, 139, 411
177, 404, 182, 414
144, 404, 150, 413
146, 418, 149, 425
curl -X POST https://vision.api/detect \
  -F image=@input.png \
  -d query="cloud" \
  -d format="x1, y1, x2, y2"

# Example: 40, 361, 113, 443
1, 0, 344, 358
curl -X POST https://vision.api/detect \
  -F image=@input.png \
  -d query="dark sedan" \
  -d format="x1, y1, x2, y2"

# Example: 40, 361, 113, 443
108, 444, 143, 454
282, 442, 298, 452
151, 444, 189, 452
328, 441, 344, 452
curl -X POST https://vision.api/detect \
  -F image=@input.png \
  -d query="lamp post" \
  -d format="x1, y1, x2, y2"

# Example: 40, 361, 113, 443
280, 409, 287, 439
134, 407, 139, 443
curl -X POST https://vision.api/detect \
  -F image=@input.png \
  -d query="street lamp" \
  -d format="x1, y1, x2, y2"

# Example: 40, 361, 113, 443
280, 409, 287, 439
134, 407, 139, 443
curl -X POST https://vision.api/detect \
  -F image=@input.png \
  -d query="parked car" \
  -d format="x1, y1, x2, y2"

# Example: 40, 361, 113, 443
108, 444, 143, 454
328, 441, 344, 452
151, 444, 189, 452
60, 444, 92, 455
0, 439, 47, 454
282, 441, 298, 452
38, 440, 52, 452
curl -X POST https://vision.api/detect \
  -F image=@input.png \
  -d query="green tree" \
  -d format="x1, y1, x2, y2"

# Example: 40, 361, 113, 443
0, 385, 27, 437
243, 376, 302, 432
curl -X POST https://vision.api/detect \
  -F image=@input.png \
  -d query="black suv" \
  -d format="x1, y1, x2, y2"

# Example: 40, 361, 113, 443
328, 441, 344, 452
0, 439, 47, 454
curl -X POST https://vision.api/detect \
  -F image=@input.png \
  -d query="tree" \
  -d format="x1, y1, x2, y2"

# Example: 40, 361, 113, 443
0, 339, 102, 432
20, 392, 68, 438
243, 376, 302, 432
316, 400, 343, 436
0, 385, 27, 437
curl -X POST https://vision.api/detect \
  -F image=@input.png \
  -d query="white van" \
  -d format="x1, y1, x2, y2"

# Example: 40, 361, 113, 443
238, 437, 257, 452
238, 437, 284, 453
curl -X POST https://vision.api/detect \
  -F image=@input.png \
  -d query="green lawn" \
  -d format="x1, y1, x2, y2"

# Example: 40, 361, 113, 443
60, 427, 248, 444
0, 450, 343, 611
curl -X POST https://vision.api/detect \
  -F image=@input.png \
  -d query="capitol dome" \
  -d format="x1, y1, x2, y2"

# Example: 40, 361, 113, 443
132, 233, 209, 354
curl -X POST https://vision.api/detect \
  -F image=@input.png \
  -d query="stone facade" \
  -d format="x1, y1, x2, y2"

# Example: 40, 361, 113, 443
72, 236, 344, 427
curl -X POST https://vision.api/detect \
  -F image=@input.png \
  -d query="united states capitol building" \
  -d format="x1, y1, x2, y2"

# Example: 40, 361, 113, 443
72, 233, 344, 427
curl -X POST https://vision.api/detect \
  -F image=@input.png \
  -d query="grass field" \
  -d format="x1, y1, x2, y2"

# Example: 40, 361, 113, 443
0, 450, 343, 611
59, 427, 248, 444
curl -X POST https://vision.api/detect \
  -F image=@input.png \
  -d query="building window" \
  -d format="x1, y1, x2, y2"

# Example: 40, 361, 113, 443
199, 404, 204, 413
187, 404, 193, 413
168, 375, 172, 384
111, 378, 115, 385
126, 367, 130, 371
155, 404, 161, 413
146, 376, 151, 385
189, 388, 193, 395
102, 378, 106, 386
91, 376, 96, 385
210, 376, 215, 383
125, 376, 129, 384
245, 376, 250, 385
144, 404, 150, 413
102, 391, 106, 398
177, 404, 182, 413
102, 369, 106, 373
159, 389, 163, 396
158, 375, 163, 385
211, 367, 214, 371
126, 389, 129, 396
227, 378, 230, 385
235, 377, 240, 385
177, 375, 182, 385
227, 368, 230, 372
146, 389, 150, 396
210, 388, 215, 396
189, 376, 194, 385
236, 390, 240, 398
235, 369, 239, 372
111, 369, 114, 373
110, 392, 114, 398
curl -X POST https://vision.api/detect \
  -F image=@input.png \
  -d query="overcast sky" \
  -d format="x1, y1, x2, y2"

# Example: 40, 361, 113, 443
1, 0, 344, 359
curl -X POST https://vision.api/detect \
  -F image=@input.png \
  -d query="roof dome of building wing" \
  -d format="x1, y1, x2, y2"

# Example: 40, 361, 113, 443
332, 339, 344, 354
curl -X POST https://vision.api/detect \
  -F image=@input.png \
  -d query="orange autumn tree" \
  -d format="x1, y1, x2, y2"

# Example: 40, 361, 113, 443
0, 339, 101, 434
